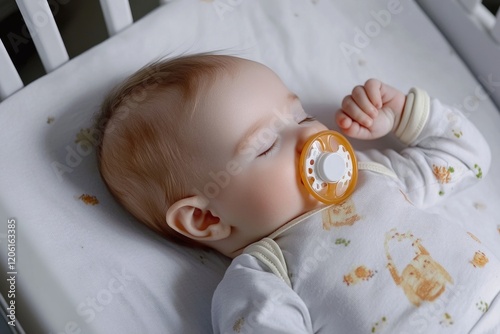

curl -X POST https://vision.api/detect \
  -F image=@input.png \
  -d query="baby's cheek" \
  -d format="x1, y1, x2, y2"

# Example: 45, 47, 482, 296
218, 159, 303, 233
257, 165, 303, 221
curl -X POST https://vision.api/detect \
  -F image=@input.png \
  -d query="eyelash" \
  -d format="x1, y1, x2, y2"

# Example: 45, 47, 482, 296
299, 115, 316, 123
258, 115, 316, 157
259, 140, 279, 157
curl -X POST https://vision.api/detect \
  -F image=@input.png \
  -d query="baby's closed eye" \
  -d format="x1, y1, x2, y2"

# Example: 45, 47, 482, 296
258, 139, 280, 157
299, 115, 316, 124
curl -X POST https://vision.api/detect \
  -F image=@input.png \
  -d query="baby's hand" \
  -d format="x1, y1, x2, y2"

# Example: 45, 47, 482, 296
335, 79, 406, 140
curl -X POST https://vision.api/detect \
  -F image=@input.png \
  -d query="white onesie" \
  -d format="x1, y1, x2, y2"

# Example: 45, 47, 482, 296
212, 89, 500, 333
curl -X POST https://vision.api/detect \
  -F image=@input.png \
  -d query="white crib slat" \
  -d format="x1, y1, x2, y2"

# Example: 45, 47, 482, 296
99, 0, 133, 36
492, 10, 500, 44
0, 39, 23, 100
15, 0, 69, 73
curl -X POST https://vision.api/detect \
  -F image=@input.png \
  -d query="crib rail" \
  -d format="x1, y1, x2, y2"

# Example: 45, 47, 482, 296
0, 39, 23, 99
0, 0, 133, 101
460, 0, 500, 43
16, 0, 69, 73
417, 0, 500, 110
99, 0, 134, 37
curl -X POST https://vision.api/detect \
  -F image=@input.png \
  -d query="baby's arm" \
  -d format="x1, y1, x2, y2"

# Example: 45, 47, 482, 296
336, 79, 491, 208
212, 254, 312, 333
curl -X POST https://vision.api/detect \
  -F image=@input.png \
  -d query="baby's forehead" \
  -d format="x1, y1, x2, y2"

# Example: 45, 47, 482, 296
159, 57, 292, 150
189, 77, 296, 148
202, 61, 291, 111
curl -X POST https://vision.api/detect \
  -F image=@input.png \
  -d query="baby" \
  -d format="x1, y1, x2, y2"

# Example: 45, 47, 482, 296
95, 54, 500, 333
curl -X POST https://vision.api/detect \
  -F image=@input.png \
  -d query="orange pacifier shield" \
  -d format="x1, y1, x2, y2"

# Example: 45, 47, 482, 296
299, 130, 358, 204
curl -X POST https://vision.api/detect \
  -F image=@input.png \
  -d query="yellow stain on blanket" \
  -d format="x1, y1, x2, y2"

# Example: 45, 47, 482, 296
343, 265, 376, 286
75, 128, 95, 144
470, 251, 488, 268
78, 194, 99, 206
432, 165, 454, 184
232, 317, 244, 333
385, 229, 453, 307
322, 199, 361, 230
467, 232, 481, 243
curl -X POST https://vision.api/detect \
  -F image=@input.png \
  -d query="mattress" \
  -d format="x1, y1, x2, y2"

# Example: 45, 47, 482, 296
0, 0, 499, 333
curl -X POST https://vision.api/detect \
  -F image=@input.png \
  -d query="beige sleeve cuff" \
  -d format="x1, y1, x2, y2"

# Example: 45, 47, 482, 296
394, 87, 430, 145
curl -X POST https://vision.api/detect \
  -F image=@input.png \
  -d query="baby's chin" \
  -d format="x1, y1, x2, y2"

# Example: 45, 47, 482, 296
295, 197, 326, 220
285, 202, 325, 226
306, 199, 327, 213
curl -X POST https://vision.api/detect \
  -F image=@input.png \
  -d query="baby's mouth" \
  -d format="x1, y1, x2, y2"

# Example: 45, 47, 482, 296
298, 130, 358, 205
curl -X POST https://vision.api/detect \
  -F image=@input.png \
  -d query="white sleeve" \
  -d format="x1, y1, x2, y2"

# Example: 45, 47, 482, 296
211, 254, 313, 334
356, 87, 491, 209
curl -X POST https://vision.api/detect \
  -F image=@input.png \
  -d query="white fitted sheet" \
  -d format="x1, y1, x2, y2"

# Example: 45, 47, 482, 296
0, 0, 499, 333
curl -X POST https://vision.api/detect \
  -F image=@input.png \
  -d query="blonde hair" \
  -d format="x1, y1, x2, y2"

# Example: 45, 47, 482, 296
94, 54, 236, 246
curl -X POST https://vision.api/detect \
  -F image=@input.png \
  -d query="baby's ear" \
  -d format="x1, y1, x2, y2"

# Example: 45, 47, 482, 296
166, 196, 230, 241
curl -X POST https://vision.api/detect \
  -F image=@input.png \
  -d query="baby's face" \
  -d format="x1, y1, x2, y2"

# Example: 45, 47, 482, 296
187, 59, 328, 252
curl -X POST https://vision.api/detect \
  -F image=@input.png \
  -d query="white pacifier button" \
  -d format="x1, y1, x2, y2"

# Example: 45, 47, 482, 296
316, 152, 346, 182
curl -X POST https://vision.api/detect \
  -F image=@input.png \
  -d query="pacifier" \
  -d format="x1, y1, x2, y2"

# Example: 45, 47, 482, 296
299, 130, 357, 204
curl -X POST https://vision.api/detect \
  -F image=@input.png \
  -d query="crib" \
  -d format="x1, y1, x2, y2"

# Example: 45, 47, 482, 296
1, 0, 499, 333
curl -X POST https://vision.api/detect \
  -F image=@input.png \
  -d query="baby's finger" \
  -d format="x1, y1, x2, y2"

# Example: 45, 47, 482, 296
364, 79, 383, 109
338, 117, 373, 140
335, 110, 353, 129
341, 95, 373, 128
351, 85, 378, 118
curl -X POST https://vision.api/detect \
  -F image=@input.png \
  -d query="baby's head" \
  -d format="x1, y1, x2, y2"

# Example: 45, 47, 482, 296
96, 54, 327, 257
